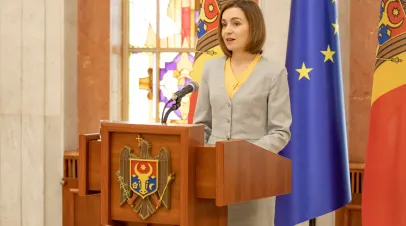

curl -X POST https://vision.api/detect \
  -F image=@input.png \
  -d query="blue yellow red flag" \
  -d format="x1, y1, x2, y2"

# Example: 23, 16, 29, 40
362, 1, 406, 225
274, 0, 352, 224
188, 0, 224, 123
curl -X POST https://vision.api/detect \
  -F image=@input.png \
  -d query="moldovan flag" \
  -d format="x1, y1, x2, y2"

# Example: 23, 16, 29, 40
187, 0, 224, 123
187, 0, 257, 123
362, 0, 406, 225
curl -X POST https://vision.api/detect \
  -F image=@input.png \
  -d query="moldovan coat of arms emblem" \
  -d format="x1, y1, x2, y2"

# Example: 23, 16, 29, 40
115, 136, 175, 220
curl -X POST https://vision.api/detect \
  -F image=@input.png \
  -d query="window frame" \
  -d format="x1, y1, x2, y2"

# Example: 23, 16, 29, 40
121, 0, 200, 121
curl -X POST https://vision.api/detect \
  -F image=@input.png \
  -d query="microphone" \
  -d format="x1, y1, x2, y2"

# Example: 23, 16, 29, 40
161, 81, 199, 124
170, 81, 199, 102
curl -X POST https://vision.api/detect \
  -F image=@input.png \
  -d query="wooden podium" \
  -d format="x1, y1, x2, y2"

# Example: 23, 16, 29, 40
68, 121, 291, 226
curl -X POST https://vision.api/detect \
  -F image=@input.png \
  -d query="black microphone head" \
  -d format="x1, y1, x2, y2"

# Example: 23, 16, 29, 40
189, 80, 199, 92
171, 80, 199, 101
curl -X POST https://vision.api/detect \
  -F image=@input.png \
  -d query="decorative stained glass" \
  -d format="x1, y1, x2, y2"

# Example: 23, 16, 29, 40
129, 0, 198, 48
160, 0, 198, 48
128, 52, 157, 122
127, 0, 199, 123
129, 0, 157, 48
159, 52, 194, 123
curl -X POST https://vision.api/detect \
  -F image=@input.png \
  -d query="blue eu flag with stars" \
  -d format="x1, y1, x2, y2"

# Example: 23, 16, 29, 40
274, 0, 352, 225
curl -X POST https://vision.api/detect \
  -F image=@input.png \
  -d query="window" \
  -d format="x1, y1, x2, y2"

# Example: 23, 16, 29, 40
122, 0, 199, 123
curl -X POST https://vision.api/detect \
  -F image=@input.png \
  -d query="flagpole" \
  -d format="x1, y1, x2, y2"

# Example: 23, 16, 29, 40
309, 218, 316, 226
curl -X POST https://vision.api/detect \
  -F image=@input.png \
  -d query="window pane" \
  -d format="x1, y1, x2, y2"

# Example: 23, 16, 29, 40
128, 52, 158, 122
159, 52, 195, 123
160, 0, 197, 48
129, 0, 157, 48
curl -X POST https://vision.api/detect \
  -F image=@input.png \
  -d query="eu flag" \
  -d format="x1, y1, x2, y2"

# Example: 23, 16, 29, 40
274, 0, 352, 225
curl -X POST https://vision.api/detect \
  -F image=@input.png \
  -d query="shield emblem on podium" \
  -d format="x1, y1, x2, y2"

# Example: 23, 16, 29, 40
116, 136, 175, 220
129, 159, 159, 199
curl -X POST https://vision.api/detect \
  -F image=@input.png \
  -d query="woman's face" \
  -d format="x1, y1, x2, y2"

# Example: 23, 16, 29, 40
221, 7, 250, 53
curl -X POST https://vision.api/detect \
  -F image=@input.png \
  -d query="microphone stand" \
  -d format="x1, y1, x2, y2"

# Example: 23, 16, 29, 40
161, 98, 182, 124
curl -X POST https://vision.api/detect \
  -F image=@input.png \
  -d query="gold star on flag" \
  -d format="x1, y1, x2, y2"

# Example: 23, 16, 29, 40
296, 63, 313, 80
332, 20, 339, 35
321, 45, 336, 63
332, 0, 336, 3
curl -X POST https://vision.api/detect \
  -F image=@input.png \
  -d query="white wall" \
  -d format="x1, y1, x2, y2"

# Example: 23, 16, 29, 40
259, 0, 291, 66
64, 0, 78, 150
0, 0, 65, 225
110, 0, 122, 121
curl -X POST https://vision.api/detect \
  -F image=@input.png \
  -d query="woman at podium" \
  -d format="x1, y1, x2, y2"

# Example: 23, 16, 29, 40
193, 0, 292, 225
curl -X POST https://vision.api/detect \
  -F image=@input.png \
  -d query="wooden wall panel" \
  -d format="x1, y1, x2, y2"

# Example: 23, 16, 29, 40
335, 164, 364, 226
349, 0, 380, 162
77, 0, 110, 134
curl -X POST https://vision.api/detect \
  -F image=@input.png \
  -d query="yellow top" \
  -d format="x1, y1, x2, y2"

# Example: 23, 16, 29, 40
224, 54, 262, 99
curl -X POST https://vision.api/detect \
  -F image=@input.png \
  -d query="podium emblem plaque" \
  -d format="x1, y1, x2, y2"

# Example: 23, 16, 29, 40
115, 137, 175, 220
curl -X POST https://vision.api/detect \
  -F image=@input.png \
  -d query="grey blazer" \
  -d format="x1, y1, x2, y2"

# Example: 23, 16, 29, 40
193, 56, 292, 154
